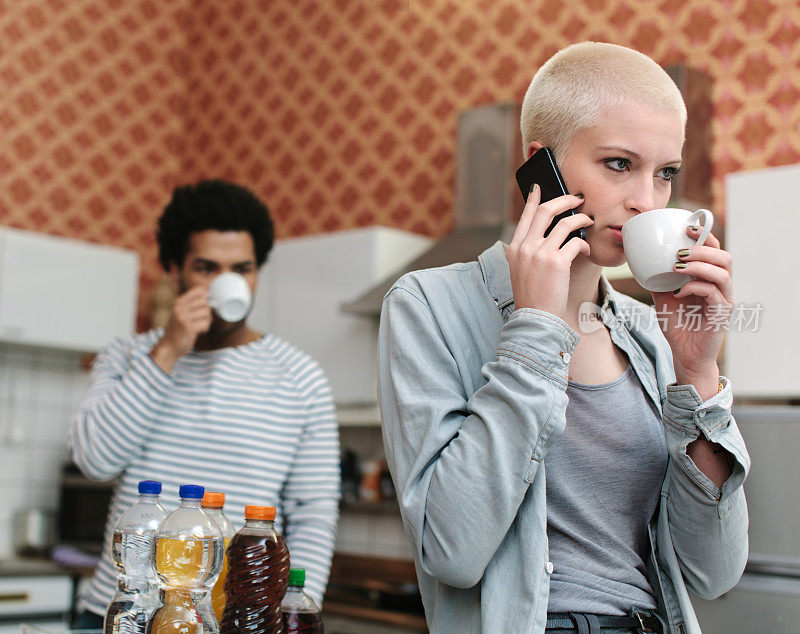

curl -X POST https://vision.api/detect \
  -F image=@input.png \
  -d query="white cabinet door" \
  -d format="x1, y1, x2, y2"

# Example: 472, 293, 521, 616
725, 165, 800, 398
0, 575, 72, 619
0, 228, 139, 352
251, 227, 432, 405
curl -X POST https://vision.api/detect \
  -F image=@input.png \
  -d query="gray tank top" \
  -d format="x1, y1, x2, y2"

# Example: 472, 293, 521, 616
545, 364, 668, 615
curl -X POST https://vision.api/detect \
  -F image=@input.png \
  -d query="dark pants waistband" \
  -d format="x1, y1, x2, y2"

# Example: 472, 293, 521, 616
545, 609, 665, 633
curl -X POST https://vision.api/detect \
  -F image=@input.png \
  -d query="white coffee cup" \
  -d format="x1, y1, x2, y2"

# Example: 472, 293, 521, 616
622, 208, 713, 292
207, 272, 252, 322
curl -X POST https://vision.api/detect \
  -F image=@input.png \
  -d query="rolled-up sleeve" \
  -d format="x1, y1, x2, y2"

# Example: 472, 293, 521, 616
660, 376, 750, 599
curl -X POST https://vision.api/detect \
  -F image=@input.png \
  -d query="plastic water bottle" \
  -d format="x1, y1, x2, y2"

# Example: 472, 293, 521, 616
281, 569, 323, 634
149, 484, 224, 633
201, 491, 236, 623
104, 480, 168, 634
220, 505, 290, 633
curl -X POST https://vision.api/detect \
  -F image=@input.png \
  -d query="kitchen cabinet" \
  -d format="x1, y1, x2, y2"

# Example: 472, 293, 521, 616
250, 227, 432, 407
0, 227, 139, 353
0, 562, 73, 632
724, 164, 800, 398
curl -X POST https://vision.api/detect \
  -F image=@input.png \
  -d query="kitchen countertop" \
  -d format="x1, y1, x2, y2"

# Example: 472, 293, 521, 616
0, 557, 84, 577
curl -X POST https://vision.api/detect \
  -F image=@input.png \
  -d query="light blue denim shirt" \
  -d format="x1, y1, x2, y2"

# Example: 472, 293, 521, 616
378, 242, 749, 634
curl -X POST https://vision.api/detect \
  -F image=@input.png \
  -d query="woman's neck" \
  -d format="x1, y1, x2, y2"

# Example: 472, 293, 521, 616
564, 256, 604, 328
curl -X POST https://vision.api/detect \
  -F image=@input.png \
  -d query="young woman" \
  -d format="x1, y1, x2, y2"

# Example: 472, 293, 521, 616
378, 42, 749, 634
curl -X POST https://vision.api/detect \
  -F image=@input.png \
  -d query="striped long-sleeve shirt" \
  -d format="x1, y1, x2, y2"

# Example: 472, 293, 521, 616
68, 329, 340, 615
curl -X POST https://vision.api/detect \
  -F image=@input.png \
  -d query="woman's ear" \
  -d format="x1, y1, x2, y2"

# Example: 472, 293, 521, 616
527, 140, 545, 159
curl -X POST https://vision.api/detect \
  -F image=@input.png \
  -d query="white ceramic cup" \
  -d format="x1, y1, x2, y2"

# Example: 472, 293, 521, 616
622, 208, 714, 292
207, 272, 252, 322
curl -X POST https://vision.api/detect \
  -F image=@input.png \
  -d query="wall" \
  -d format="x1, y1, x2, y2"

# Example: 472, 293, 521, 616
0, 0, 188, 329
0, 345, 87, 558
2, 0, 799, 330
1, 0, 799, 560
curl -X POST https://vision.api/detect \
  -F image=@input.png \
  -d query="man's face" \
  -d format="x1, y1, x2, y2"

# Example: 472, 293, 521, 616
169, 230, 259, 332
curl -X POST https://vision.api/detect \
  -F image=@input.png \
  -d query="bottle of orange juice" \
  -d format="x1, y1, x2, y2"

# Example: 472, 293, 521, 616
150, 485, 223, 633
147, 588, 202, 634
201, 491, 235, 623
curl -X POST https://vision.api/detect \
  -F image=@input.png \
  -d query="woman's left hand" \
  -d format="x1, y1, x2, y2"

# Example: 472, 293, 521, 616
650, 226, 733, 398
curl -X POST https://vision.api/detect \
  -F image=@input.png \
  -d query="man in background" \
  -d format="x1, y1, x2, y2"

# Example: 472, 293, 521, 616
69, 179, 340, 627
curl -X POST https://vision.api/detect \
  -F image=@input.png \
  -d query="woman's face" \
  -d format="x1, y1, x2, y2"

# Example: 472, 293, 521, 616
555, 101, 685, 268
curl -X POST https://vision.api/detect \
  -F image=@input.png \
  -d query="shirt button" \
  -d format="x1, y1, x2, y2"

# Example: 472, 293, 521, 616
546, 561, 554, 574
562, 352, 571, 364
698, 410, 707, 418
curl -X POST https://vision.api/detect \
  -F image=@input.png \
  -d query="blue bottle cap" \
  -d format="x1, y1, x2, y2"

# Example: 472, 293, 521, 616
179, 484, 205, 499
138, 480, 162, 495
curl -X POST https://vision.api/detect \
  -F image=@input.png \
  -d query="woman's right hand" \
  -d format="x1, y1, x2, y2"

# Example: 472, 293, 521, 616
506, 184, 593, 318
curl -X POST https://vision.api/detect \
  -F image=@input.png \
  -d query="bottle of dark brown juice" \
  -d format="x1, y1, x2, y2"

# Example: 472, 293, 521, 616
220, 505, 290, 634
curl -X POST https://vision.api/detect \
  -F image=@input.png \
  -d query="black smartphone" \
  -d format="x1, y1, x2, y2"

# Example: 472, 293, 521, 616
515, 147, 586, 244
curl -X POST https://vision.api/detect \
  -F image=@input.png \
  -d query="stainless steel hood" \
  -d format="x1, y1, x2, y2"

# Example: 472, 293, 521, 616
342, 66, 711, 317
342, 102, 522, 316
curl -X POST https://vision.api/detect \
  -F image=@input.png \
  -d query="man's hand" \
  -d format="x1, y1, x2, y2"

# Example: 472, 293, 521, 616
150, 286, 212, 374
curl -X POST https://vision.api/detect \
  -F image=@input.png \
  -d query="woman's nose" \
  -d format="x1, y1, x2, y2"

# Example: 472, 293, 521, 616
624, 178, 657, 214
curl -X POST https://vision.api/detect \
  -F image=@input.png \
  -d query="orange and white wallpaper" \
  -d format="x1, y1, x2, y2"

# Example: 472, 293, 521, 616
2, 0, 799, 329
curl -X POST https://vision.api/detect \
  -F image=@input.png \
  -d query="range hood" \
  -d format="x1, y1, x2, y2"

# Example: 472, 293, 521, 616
342, 102, 522, 316
342, 66, 711, 317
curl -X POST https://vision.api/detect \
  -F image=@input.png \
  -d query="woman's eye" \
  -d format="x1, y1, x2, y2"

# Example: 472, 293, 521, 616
605, 158, 630, 172
658, 167, 681, 181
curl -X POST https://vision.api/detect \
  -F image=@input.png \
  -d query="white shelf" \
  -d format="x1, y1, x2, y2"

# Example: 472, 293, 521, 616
337, 404, 382, 428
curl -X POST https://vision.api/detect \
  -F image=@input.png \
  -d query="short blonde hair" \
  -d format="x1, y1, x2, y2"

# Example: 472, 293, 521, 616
520, 42, 687, 161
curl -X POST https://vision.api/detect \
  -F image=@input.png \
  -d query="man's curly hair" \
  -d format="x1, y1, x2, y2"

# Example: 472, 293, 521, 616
157, 179, 275, 270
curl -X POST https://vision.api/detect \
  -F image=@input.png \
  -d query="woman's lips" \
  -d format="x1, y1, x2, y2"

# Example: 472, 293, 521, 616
608, 226, 623, 243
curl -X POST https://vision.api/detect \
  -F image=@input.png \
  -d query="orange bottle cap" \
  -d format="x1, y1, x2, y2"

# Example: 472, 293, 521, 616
245, 505, 276, 521
202, 491, 225, 508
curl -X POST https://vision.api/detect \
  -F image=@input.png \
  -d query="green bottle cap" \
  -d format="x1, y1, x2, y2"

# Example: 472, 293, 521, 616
288, 568, 305, 587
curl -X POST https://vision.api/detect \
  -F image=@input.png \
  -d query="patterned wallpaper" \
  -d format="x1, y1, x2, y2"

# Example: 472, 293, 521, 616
2, 0, 799, 329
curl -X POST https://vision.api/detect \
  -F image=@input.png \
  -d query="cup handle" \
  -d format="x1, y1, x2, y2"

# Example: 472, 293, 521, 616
688, 209, 713, 246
